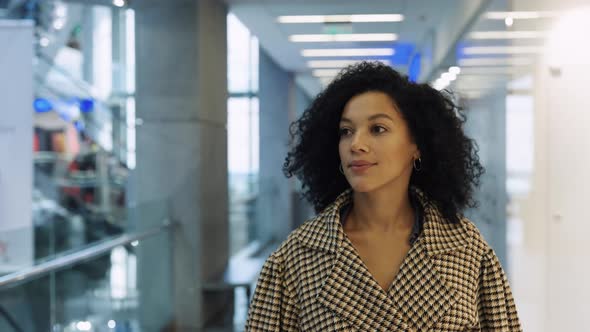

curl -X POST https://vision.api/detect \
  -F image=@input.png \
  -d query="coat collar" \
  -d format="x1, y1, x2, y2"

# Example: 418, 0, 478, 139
295, 186, 473, 257
295, 187, 474, 331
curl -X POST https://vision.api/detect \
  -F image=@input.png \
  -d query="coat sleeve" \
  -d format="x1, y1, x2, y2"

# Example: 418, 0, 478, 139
245, 253, 298, 332
477, 249, 522, 332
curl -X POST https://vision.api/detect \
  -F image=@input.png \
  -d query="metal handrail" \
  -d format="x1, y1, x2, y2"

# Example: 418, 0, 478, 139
0, 220, 175, 289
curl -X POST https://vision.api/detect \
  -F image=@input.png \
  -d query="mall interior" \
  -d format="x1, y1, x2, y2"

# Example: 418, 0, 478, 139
1, 0, 590, 331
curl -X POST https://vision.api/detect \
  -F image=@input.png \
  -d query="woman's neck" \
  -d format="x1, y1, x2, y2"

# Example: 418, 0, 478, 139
348, 185, 415, 234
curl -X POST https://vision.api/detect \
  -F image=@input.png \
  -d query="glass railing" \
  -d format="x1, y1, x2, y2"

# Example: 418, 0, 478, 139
228, 172, 259, 256
31, 148, 133, 259
0, 194, 174, 332
0, 222, 172, 332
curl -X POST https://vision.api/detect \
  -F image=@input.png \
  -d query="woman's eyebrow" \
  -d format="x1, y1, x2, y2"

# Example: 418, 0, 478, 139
340, 113, 394, 123
368, 113, 394, 122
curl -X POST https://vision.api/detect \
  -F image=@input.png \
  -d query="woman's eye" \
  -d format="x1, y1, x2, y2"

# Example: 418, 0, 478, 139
339, 128, 352, 137
371, 125, 387, 134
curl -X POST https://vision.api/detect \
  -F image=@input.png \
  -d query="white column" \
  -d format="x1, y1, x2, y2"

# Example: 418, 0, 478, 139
0, 20, 34, 273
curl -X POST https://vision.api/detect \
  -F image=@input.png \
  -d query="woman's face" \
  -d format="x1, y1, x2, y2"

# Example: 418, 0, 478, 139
338, 91, 420, 193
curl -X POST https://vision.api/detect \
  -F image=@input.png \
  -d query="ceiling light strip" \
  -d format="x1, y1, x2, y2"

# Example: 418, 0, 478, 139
459, 66, 523, 75
484, 11, 558, 19
307, 59, 391, 68
290, 33, 397, 42
462, 46, 543, 55
277, 14, 404, 24
301, 48, 395, 57
312, 69, 342, 77
468, 31, 547, 39
458, 58, 534, 66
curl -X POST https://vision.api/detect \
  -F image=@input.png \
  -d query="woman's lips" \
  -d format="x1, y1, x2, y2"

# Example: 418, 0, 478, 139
349, 163, 376, 173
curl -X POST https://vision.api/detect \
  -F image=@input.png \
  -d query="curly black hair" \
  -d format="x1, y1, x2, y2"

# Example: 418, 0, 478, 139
283, 61, 484, 224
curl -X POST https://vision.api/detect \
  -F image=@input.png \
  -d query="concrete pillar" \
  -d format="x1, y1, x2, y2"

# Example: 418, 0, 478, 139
292, 86, 314, 228
257, 48, 295, 244
133, 0, 228, 329
463, 90, 508, 265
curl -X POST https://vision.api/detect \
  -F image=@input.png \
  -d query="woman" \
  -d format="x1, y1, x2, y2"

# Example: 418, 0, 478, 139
246, 62, 521, 332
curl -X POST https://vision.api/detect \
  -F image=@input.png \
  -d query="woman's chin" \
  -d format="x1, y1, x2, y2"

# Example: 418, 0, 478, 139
349, 180, 377, 193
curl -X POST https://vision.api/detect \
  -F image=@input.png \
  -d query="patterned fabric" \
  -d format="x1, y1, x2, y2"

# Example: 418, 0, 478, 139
245, 188, 522, 332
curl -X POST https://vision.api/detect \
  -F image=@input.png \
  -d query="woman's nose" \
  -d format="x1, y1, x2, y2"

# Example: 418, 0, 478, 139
350, 132, 369, 152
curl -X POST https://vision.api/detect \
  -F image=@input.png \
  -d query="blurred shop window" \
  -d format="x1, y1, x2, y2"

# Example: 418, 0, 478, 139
227, 13, 260, 255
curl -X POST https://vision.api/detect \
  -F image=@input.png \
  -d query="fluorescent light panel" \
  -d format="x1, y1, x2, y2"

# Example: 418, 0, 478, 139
468, 31, 546, 39
307, 59, 391, 68
462, 46, 543, 55
458, 57, 533, 66
278, 14, 404, 23
289, 33, 397, 42
449, 66, 461, 75
442, 73, 456, 81
319, 77, 334, 86
433, 81, 449, 91
461, 91, 486, 99
484, 11, 558, 19
459, 67, 522, 75
302, 48, 395, 57
456, 85, 504, 92
312, 69, 342, 77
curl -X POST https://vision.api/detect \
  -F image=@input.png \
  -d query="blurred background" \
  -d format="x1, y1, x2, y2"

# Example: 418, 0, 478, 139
0, 0, 589, 331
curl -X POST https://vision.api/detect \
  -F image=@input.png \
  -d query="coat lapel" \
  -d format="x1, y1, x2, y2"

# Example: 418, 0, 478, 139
387, 240, 457, 331
316, 243, 410, 331
296, 188, 472, 331
298, 190, 407, 331
387, 188, 472, 331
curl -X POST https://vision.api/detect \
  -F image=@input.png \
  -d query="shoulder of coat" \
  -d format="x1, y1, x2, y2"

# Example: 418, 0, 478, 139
457, 216, 494, 255
272, 215, 324, 259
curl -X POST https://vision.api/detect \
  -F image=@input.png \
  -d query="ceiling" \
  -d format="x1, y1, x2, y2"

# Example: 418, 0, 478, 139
226, 0, 470, 96
227, 0, 460, 71
225, 0, 556, 100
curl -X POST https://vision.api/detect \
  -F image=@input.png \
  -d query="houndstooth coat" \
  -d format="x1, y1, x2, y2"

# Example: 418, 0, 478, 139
245, 188, 522, 332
